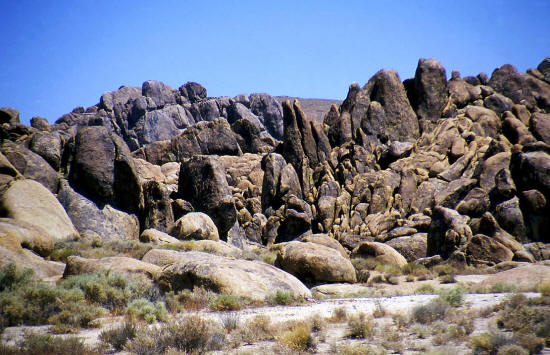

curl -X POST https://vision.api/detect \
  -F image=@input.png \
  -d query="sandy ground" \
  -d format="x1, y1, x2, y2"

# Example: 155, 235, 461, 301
2, 291, 541, 353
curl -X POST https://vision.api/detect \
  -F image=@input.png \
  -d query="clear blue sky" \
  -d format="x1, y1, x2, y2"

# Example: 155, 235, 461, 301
1, 1, 549, 125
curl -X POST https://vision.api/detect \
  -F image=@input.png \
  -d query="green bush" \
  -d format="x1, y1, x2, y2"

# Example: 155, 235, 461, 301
439, 285, 467, 306
125, 298, 168, 323
375, 263, 402, 276
497, 344, 528, 355
401, 262, 429, 277
99, 321, 138, 351
0, 263, 34, 292
267, 289, 301, 305
209, 294, 242, 311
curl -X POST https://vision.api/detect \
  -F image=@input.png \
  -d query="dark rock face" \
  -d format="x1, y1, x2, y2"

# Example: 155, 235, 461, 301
1, 141, 59, 193
249, 93, 284, 139
68, 126, 143, 213
178, 155, 236, 239
412, 58, 449, 131
0, 108, 20, 125
427, 206, 472, 259
140, 180, 174, 233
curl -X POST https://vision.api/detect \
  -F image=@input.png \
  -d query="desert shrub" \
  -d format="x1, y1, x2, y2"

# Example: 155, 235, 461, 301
432, 264, 458, 276
346, 313, 374, 339
411, 323, 430, 338
329, 306, 348, 322
411, 299, 449, 323
439, 285, 467, 306
172, 287, 214, 311
415, 283, 436, 294
279, 321, 316, 351
380, 324, 404, 352
375, 263, 402, 276
516, 332, 544, 354
209, 293, 242, 311
10, 331, 99, 355
469, 332, 516, 354
220, 312, 240, 332
391, 312, 408, 329
351, 257, 379, 271
335, 344, 387, 355
99, 321, 138, 351
0, 263, 34, 292
402, 262, 429, 277
539, 282, 550, 296
236, 314, 273, 344
497, 344, 528, 355
356, 269, 370, 283
438, 274, 456, 284
0, 276, 105, 329
425, 346, 460, 355
373, 299, 387, 318
267, 289, 303, 305
60, 271, 160, 314
386, 275, 400, 285
126, 316, 217, 355
125, 298, 168, 323
491, 282, 517, 293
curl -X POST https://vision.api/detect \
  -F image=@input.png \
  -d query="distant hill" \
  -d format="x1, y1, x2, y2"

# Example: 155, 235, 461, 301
275, 96, 342, 123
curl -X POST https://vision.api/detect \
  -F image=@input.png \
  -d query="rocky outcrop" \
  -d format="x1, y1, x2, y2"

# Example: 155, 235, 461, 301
146, 249, 312, 301
351, 241, 408, 267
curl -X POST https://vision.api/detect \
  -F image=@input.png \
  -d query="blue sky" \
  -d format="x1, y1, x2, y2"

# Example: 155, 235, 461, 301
1, 1, 549, 125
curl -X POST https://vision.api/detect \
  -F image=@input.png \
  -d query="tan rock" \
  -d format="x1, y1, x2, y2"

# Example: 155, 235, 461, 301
0, 232, 64, 279
352, 241, 408, 267
272, 241, 357, 283
298, 233, 349, 258
168, 212, 219, 241
1, 180, 79, 243
0, 218, 54, 256
482, 264, 550, 290
466, 234, 514, 264
310, 283, 373, 299
140, 228, 181, 244
63, 255, 161, 279
147, 250, 312, 301
133, 158, 165, 182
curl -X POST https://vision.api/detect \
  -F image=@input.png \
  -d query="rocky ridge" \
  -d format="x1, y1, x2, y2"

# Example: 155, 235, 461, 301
1, 57, 550, 296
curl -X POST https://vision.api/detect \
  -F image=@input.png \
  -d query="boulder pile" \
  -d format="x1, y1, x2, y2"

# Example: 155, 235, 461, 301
1, 56, 550, 292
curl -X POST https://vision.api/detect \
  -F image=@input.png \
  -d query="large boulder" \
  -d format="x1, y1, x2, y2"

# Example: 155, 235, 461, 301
427, 206, 472, 259
139, 180, 174, 233
29, 131, 63, 171
178, 156, 236, 238
69, 126, 143, 214
145, 249, 312, 301
466, 234, 514, 264
386, 233, 427, 262
482, 264, 550, 290
531, 112, 550, 145
351, 241, 408, 267
168, 212, 219, 241
57, 180, 139, 240
297, 233, 349, 259
272, 241, 357, 283
1, 141, 59, 193
63, 255, 161, 280
1, 180, 78, 243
